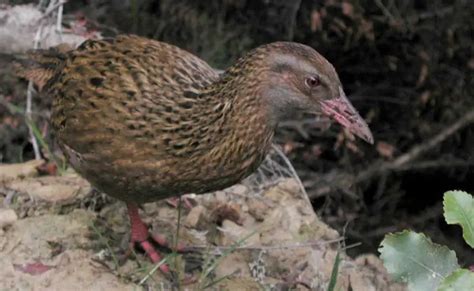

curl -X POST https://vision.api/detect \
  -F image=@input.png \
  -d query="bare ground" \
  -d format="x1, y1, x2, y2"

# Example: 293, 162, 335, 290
0, 160, 405, 290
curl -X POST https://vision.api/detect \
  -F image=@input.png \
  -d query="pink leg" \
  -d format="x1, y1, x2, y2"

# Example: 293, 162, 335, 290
127, 203, 170, 272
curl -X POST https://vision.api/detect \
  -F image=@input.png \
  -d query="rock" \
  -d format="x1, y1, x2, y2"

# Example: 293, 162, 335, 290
214, 277, 262, 291
247, 199, 269, 221
184, 205, 207, 229
0, 209, 17, 228
7, 176, 90, 203
278, 178, 302, 196
0, 159, 44, 181
349, 268, 377, 291
210, 203, 242, 225
218, 220, 260, 246
229, 184, 248, 195
214, 252, 252, 279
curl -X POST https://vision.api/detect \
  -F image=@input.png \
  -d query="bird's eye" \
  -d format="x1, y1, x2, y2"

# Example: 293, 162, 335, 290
305, 76, 321, 88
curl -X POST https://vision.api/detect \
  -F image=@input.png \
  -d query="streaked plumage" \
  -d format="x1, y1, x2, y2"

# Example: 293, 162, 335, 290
17, 35, 275, 203
15, 35, 372, 267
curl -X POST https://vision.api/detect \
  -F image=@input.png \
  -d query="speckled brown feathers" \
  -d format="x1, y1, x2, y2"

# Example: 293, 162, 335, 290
15, 35, 367, 204
13, 36, 376, 268
17, 35, 282, 203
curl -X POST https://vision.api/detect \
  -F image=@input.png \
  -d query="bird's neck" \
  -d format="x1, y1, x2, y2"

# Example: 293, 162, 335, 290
191, 71, 275, 169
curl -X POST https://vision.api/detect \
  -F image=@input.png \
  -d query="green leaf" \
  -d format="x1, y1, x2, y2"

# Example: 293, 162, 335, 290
438, 269, 474, 291
379, 230, 459, 291
443, 190, 474, 248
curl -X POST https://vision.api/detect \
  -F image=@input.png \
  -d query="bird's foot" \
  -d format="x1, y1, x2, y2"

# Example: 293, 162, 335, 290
126, 203, 186, 273
165, 195, 195, 209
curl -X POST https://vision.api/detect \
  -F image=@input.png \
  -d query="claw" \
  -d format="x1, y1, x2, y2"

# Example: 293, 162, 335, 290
126, 203, 172, 273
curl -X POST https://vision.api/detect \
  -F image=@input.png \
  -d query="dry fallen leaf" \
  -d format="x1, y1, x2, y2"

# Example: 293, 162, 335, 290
310, 10, 322, 32
376, 141, 396, 159
342, 1, 354, 18
14, 262, 54, 275
311, 144, 323, 157
416, 63, 429, 87
360, 18, 375, 41
346, 141, 362, 155
36, 162, 58, 176
283, 141, 296, 154
418, 50, 430, 62
210, 203, 242, 226
419, 90, 431, 105
468, 58, 474, 70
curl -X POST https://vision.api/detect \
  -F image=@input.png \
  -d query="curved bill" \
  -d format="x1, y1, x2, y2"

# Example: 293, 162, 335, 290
319, 87, 374, 144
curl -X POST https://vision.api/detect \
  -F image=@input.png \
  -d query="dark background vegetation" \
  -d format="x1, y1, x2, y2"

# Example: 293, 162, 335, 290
1, 0, 473, 264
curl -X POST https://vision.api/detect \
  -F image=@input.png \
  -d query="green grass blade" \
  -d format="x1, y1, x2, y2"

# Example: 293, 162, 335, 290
327, 251, 341, 291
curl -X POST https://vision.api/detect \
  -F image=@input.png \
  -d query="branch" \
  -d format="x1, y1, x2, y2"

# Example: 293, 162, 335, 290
307, 109, 474, 199
357, 108, 474, 182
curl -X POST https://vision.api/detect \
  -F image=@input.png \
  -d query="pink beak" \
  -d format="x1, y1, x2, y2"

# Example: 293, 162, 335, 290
320, 87, 374, 144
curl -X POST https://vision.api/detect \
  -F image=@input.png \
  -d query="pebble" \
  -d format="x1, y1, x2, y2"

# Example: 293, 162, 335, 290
0, 209, 18, 229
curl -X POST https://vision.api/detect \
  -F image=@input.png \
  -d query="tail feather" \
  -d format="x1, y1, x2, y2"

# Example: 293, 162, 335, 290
13, 43, 73, 91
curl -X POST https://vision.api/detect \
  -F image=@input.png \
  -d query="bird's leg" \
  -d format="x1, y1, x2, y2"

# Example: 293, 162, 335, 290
126, 202, 171, 272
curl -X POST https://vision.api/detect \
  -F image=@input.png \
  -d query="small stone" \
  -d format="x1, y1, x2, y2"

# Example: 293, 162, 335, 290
349, 268, 376, 291
278, 178, 301, 196
214, 252, 252, 279
214, 191, 228, 202
0, 160, 44, 181
247, 199, 269, 221
210, 203, 242, 225
184, 205, 207, 229
230, 185, 247, 195
218, 220, 260, 246
8, 178, 80, 203
0, 209, 18, 229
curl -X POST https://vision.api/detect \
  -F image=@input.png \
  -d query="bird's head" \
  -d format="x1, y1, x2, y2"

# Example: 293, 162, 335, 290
255, 42, 373, 144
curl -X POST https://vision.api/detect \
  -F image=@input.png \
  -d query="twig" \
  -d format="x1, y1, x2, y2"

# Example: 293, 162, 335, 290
357, 108, 474, 182
55, 1, 64, 42
409, 6, 455, 22
374, 0, 397, 23
40, 0, 67, 20
26, 83, 41, 160
186, 237, 343, 253
26, 0, 66, 160
392, 110, 474, 168
138, 254, 176, 286
393, 157, 474, 171
285, 0, 302, 40
308, 109, 474, 199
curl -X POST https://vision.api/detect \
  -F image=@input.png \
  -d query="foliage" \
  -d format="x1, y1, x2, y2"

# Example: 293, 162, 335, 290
443, 190, 474, 248
438, 269, 474, 291
379, 231, 459, 290
379, 190, 474, 291
327, 251, 341, 291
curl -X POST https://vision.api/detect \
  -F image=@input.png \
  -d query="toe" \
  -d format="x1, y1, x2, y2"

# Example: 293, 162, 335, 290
139, 240, 170, 273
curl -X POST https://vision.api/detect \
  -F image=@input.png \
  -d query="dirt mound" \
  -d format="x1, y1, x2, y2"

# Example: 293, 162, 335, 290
0, 160, 404, 290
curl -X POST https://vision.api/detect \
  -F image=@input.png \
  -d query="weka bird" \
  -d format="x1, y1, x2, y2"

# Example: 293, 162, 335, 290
15, 35, 373, 271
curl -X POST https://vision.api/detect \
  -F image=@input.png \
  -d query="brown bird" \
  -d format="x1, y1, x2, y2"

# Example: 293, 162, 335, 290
15, 35, 373, 272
